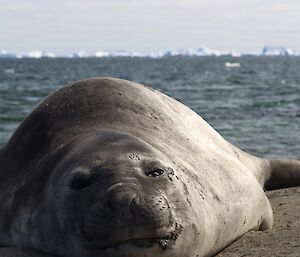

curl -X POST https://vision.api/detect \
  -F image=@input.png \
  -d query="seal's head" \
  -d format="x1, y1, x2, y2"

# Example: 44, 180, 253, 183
36, 131, 193, 257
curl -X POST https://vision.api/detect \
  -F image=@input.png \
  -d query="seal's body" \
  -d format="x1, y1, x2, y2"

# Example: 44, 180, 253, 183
0, 78, 299, 257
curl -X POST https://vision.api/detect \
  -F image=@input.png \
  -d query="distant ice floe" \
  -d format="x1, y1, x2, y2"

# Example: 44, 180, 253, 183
110, 50, 142, 57
0, 46, 298, 59
163, 47, 215, 57
230, 52, 242, 57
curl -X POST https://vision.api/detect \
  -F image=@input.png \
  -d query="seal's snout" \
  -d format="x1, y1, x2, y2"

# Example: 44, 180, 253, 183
104, 185, 172, 226
107, 187, 141, 218
81, 183, 175, 244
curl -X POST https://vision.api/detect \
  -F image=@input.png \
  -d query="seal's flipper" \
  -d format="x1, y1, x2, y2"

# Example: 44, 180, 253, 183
228, 143, 300, 190
264, 159, 300, 190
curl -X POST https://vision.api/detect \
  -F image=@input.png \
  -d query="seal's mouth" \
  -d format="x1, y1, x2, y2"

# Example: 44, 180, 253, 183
88, 237, 171, 251
82, 223, 183, 251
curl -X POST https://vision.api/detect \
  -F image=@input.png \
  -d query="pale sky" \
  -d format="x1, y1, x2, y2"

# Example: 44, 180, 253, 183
1, 0, 300, 54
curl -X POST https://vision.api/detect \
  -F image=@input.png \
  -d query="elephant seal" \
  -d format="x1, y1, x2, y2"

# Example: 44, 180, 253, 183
0, 77, 299, 257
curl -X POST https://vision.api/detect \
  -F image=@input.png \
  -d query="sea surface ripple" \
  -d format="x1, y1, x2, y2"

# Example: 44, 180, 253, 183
0, 56, 299, 158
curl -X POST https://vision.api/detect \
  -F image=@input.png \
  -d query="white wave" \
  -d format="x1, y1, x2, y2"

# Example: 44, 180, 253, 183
225, 62, 241, 68
3, 69, 15, 74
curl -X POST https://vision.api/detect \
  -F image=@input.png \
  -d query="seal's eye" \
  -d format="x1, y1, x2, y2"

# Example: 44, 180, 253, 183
69, 176, 92, 190
145, 168, 165, 178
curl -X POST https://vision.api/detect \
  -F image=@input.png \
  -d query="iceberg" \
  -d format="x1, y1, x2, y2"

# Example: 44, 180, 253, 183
110, 51, 137, 57
194, 47, 213, 56
111, 50, 131, 57
42, 51, 55, 58
72, 51, 87, 58
163, 47, 212, 57
0, 50, 16, 58
148, 52, 164, 58
95, 51, 110, 58
242, 51, 261, 56
230, 51, 242, 57
22, 51, 43, 58
262, 46, 294, 56
20, 51, 55, 58
1, 46, 296, 59
162, 47, 236, 57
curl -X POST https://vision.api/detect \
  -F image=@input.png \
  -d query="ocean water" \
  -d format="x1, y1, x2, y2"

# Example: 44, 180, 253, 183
0, 56, 299, 158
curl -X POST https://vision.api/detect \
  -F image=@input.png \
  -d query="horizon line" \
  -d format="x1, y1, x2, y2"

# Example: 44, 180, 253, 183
0, 46, 297, 58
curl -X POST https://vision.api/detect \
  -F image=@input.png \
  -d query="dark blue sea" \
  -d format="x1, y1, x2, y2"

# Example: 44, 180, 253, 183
0, 56, 299, 158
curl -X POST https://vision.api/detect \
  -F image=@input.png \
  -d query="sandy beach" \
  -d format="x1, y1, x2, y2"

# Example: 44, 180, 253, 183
217, 186, 300, 257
